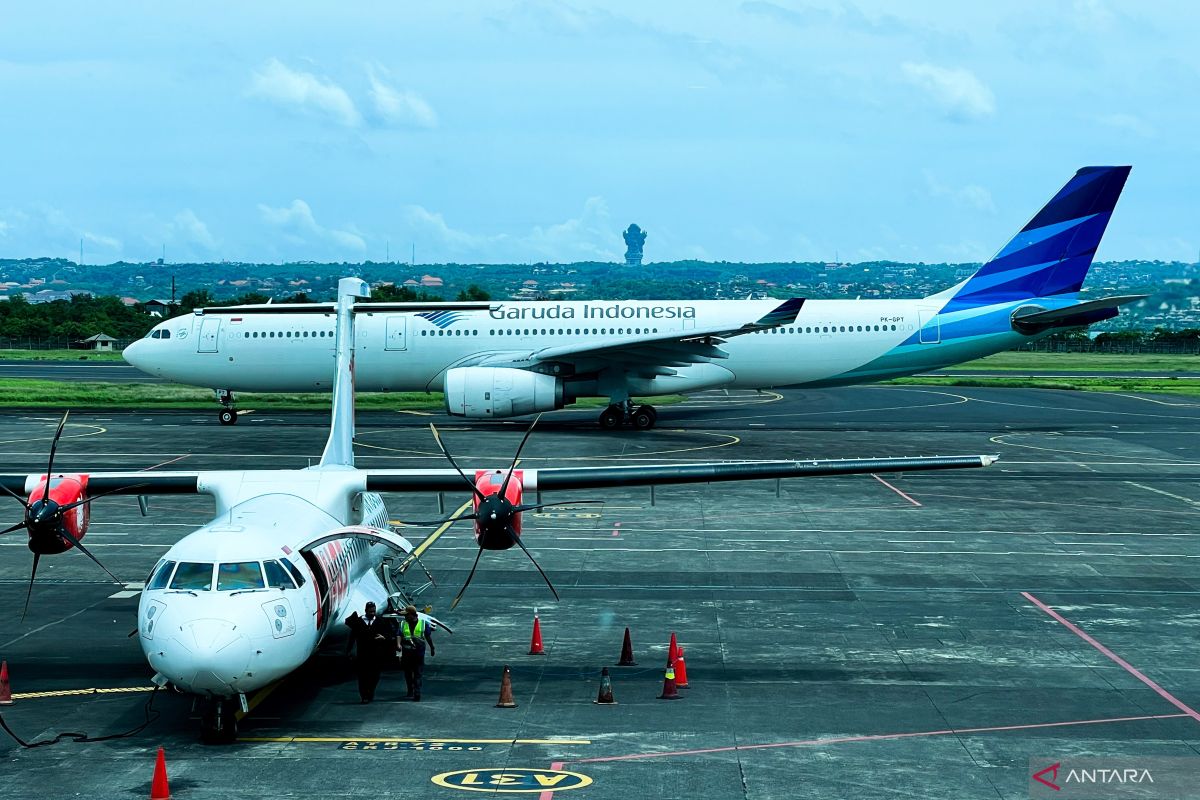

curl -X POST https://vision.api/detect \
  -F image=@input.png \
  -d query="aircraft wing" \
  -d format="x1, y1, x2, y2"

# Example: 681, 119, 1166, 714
477, 298, 805, 374
0, 472, 200, 497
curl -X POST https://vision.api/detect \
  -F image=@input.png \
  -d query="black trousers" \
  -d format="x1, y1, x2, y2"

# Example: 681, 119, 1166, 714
357, 663, 382, 701
401, 650, 425, 698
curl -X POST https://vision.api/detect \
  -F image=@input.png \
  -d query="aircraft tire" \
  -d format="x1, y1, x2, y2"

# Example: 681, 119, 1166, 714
632, 406, 656, 430
598, 406, 624, 429
218, 409, 237, 426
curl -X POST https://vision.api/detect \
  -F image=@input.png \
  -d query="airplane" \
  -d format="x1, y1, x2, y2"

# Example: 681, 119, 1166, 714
1, 277, 998, 742
123, 167, 1142, 430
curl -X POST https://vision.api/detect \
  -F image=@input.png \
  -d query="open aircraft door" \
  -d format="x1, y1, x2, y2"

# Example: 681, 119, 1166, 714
918, 308, 940, 344
198, 317, 221, 353
385, 316, 408, 351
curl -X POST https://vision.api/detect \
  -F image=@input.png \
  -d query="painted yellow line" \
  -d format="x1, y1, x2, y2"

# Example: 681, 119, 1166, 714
12, 686, 155, 700
236, 679, 282, 721
239, 736, 591, 745
398, 500, 473, 571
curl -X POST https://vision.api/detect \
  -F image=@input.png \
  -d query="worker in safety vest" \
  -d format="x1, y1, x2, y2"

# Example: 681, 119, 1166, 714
399, 604, 435, 701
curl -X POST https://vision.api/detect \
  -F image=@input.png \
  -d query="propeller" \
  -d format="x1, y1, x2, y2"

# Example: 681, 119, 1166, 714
1, 412, 132, 620
413, 416, 603, 609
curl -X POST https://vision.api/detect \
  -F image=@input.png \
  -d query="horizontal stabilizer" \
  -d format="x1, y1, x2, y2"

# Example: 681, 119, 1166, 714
1011, 295, 1146, 333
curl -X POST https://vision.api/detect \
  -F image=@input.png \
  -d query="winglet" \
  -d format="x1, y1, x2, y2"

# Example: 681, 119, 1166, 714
319, 277, 371, 468
752, 298, 805, 329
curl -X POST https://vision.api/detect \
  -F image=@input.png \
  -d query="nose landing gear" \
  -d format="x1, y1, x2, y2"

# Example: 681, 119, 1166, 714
215, 389, 238, 426
200, 696, 238, 744
598, 400, 657, 430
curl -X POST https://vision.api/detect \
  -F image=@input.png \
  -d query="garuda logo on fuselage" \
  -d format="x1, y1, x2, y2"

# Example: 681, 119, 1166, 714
416, 311, 469, 329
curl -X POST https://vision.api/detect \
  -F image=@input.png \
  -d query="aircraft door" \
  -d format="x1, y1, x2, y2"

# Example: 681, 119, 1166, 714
384, 316, 408, 351
918, 308, 940, 344
198, 317, 220, 353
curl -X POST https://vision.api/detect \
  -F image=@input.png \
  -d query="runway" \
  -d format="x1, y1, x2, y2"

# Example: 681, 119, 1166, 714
1, 386, 1199, 798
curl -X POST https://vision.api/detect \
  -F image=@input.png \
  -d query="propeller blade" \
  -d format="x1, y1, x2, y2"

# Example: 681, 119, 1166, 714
394, 513, 478, 528
508, 525, 559, 602
56, 527, 122, 585
21, 552, 41, 623
43, 411, 70, 504
0, 521, 28, 536
498, 414, 541, 500
450, 546, 486, 610
56, 483, 150, 514
512, 499, 605, 514
0, 480, 31, 510
429, 423, 485, 501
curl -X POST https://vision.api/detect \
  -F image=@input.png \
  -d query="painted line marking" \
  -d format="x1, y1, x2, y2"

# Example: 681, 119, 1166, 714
570, 712, 1188, 764
870, 474, 921, 507
239, 736, 591, 745
397, 500, 473, 571
237, 679, 282, 721
1022, 591, 1200, 724
139, 454, 190, 471
540, 760, 567, 800
12, 686, 155, 700
395, 409, 434, 416
1125, 481, 1200, 508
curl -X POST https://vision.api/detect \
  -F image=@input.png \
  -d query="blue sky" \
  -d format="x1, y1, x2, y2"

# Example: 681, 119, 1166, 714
1, 1, 1196, 265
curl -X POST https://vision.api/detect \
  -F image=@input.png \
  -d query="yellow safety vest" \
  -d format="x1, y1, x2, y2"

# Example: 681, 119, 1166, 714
401, 619, 425, 640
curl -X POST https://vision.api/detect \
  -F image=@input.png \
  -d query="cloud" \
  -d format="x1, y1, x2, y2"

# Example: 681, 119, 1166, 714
258, 199, 366, 253
173, 209, 218, 250
923, 171, 996, 213
367, 66, 437, 129
83, 231, 122, 250
902, 62, 995, 121
248, 58, 361, 127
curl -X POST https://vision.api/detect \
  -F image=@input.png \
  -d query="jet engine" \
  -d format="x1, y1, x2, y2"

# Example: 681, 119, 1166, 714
443, 367, 564, 418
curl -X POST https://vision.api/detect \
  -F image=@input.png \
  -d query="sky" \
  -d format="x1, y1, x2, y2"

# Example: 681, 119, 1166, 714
1, 1, 1197, 266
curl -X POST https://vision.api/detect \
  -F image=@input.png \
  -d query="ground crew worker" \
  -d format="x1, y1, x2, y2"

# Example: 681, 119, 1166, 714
399, 605, 435, 701
345, 601, 396, 703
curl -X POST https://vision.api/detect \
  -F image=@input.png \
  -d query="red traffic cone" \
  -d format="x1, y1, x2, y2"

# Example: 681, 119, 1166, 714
496, 665, 518, 708
0, 661, 12, 705
528, 615, 545, 656
617, 627, 637, 666
658, 661, 681, 700
150, 746, 170, 800
593, 667, 617, 705
674, 647, 689, 688
666, 632, 679, 667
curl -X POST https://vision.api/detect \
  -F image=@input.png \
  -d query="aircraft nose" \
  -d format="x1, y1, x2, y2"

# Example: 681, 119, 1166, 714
163, 619, 253, 693
122, 339, 153, 373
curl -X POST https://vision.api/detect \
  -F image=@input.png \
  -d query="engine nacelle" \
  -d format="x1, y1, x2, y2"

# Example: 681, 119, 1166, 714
27, 473, 90, 554
472, 469, 524, 550
444, 367, 564, 419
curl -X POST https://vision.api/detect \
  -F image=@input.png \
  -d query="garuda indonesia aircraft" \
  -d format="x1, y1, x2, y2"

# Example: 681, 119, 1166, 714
124, 166, 1140, 429
1, 278, 995, 742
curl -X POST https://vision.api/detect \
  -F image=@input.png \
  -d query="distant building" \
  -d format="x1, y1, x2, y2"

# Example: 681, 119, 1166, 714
143, 299, 171, 317
80, 333, 117, 352
420, 274, 444, 288
623, 224, 646, 265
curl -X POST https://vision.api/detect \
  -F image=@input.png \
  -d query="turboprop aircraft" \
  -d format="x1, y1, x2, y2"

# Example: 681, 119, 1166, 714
3, 278, 996, 742
124, 167, 1142, 430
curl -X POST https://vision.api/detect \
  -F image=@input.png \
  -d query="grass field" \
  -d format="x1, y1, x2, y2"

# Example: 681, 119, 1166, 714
950, 351, 1200, 372
0, 349, 127, 362
885, 375, 1200, 396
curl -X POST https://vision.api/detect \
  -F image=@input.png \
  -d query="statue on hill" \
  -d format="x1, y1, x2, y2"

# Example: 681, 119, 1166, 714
623, 224, 646, 265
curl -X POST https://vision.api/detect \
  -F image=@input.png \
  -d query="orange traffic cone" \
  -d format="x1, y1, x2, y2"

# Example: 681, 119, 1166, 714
593, 667, 616, 705
658, 661, 681, 700
528, 615, 545, 656
674, 647, 689, 688
666, 632, 679, 667
496, 665, 518, 708
617, 627, 637, 666
150, 746, 170, 800
0, 661, 12, 705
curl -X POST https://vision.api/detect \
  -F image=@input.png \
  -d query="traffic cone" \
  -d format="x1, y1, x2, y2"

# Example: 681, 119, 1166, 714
666, 632, 679, 667
528, 615, 545, 656
616, 627, 637, 666
657, 661, 681, 700
593, 667, 617, 705
150, 746, 170, 800
0, 661, 12, 705
674, 647, 689, 688
496, 665, 518, 708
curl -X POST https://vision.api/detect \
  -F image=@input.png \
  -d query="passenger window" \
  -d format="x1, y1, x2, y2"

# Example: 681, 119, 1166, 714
263, 560, 296, 589
147, 559, 176, 590
217, 561, 265, 591
170, 562, 214, 591
282, 558, 307, 587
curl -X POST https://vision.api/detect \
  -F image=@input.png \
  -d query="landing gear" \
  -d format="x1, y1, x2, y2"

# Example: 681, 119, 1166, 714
200, 697, 238, 744
597, 401, 658, 430
215, 389, 238, 426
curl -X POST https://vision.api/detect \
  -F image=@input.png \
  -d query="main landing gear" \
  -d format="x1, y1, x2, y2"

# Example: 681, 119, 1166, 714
200, 696, 238, 744
215, 389, 238, 426
598, 401, 658, 430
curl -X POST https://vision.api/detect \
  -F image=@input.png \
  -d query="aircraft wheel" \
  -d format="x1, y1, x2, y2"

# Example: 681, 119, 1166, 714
218, 409, 238, 426
631, 406, 656, 430
201, 698, 238, 745
598, 406, 624, 429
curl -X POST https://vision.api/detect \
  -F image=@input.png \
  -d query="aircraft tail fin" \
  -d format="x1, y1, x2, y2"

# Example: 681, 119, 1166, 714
319, 277, 371, 468
944, 166, 1130, 310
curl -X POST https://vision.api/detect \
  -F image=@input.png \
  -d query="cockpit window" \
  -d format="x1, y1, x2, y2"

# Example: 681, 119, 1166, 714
282, 558, 307, 587
147, 559, 176, 590
170, 562, 214, 590
217, 561, 265, 591
263, 559, 296, 589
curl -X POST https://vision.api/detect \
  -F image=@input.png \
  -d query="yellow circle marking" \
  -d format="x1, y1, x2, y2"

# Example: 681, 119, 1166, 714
431, 768, 592, 793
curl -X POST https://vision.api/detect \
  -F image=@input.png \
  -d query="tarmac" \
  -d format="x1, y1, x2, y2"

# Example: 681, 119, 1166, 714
1, 385, 1200, 798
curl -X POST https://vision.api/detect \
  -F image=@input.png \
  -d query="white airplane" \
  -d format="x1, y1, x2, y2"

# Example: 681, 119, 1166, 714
4, 278, 996, 742
124, 167, 1143, 430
